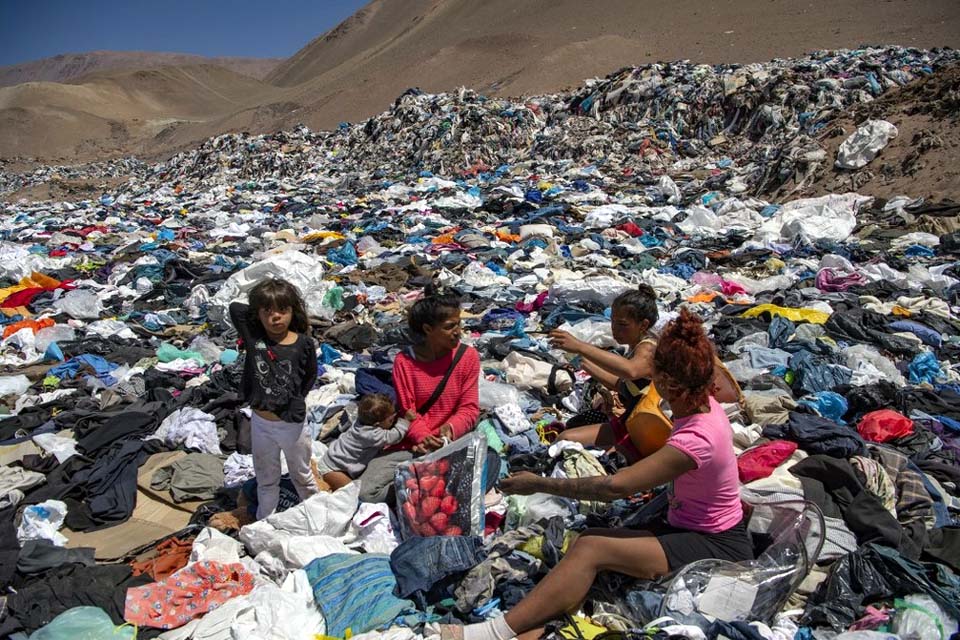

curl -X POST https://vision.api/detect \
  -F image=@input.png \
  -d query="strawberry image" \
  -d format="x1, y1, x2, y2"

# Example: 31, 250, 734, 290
440, 495, 458, 514
437, 459, 450, 475
402, 502, 417, 523
429, 512, 449, 532
405, 478, 418, 491
419, 496, 441, 518
428, 478, 446, 497
420, 522, 438, 536
408, 489, 421, 505
444, 525, 463, 536
419, 475, 440, 493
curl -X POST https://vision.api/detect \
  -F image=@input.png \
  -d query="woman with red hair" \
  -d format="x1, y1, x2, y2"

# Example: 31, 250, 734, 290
446, 309, 752, 640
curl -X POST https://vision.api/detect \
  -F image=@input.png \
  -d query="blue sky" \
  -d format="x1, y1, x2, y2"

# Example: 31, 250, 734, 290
0, 0, 369, 66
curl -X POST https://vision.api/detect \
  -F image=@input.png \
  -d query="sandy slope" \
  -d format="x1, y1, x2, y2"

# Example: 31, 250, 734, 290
0, 51, 281, 87
0, 0, 957, 163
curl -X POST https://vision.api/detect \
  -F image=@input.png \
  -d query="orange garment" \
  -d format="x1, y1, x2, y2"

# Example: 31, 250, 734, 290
2, 318, 55, 340
432, 234, 456, 244
496, 231, 520, 243
687, 291, 719, 303
130, 537, 194, 580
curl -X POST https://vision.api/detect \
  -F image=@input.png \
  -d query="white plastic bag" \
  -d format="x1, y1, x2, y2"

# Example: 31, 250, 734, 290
52, 289, 102, 320
210, 250, 334, 323
478, 377, 521, 410
549, 276, 633, 306
836, 120, 898, 169
0, 375, 31, 397
17, 499, 68, 546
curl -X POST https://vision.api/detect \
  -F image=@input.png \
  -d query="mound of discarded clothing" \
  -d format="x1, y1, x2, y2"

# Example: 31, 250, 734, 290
1, 46, 959, 640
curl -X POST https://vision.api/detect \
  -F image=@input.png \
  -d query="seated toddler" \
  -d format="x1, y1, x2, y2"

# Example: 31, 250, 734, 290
321, 393, 410, 490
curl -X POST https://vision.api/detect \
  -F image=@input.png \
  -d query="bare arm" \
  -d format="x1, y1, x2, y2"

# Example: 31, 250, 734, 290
549, 328, 655, 380
577, 339, 655, 381
500, 445, 695, 501
581, 358, 620, 390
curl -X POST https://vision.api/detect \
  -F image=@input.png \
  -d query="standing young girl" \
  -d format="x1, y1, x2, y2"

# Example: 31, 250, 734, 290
229, 277, 319, 519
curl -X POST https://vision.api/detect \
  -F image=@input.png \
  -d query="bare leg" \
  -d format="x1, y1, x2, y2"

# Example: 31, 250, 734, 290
503, 528, 670, 635
322, 470, 353, 491
558, 423, 616, 448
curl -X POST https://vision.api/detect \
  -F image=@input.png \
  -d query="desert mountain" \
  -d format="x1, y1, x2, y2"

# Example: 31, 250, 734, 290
0, 50, 280, 87
1, 0, 958, 162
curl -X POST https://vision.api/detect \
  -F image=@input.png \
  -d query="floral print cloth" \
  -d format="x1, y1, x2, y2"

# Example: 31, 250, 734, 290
124, 560, 254, 629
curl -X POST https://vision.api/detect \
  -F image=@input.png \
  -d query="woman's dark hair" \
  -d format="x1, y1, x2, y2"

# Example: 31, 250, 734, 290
358, 393, 395, 425
653, 308, 715, 406
248, 278, 310, 333
408, 283, 461, 340
612, 284, 659, 327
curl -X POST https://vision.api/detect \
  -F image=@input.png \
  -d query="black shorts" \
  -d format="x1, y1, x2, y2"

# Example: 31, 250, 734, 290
646, 518, 755, 570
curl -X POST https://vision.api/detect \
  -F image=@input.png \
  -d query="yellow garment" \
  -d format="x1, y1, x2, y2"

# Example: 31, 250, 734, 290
742, 304, 830, 324
892, 305, 913, 317
556, 615, 608, 639
302, 231, 346, 243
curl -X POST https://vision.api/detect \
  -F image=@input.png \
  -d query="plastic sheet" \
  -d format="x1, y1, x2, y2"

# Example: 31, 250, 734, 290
26, 606, 136, 640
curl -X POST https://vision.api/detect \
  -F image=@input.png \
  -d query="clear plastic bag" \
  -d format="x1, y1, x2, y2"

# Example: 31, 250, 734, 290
394, 432, 487, 539
52, 289, 103, 320
27, 606, 136, 640
893, 594, 959, 640
479, 377, 521, 410
660, 499, 825, 624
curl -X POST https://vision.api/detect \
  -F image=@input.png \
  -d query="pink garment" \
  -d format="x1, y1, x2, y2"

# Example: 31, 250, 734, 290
124, 561, 255, 630
720, 280, 748, 296
816, 267, 868, 292
737, 440, 798, 483
392, 343, 480, 448
666, 398, 744, 533
849, 605, 891, 630
858, 409, 914, 443
515, 291, 549, 313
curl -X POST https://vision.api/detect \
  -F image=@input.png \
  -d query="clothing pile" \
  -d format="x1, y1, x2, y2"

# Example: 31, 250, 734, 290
1, 46, 959, 640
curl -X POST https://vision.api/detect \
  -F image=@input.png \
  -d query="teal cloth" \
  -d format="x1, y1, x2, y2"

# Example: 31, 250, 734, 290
304, 553, 421, 636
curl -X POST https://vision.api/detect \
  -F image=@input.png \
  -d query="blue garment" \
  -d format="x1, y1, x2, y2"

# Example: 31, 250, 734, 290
744, 346, 792, 370
304, 554, 422, 636
327, 243, 358, 266
48, 355, 118, 385
798, 391, 849, 424
354, 367, 397, 405
320, 343, 342, 364
763, 412, 865, 458
789, 350, 852, 394
909, 351, 942, 385
390, 536, 485, 606
889, 320, 942, 348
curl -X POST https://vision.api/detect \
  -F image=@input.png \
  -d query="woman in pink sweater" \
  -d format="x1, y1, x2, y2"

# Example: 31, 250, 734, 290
356, 285, 480, 502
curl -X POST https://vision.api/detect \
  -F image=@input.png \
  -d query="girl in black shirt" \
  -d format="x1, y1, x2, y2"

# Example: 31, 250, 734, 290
229, 278, 318, 519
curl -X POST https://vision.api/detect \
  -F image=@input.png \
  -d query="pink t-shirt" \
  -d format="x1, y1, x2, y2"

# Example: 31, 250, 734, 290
666, 397, 743, 533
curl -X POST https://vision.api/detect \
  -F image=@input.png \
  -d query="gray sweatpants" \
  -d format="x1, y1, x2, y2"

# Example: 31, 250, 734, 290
251, 412, 318, 519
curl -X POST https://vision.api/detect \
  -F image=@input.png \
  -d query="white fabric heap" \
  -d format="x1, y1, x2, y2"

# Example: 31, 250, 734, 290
148, 407, 221, 455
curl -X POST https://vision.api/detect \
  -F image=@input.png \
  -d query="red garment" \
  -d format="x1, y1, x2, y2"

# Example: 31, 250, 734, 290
737, 439, 798, 483
618, 222, 645, 237
858, 410, 914, 443
392, 344, 480, 448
